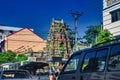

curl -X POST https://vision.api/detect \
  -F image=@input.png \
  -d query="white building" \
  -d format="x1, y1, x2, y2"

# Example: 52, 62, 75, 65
103, 0, 120, 37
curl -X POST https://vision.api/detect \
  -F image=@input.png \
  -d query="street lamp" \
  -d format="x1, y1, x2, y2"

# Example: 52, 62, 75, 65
71, 10, 82, 51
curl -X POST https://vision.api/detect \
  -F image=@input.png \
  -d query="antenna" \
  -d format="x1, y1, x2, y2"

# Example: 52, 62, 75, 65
71, 10, 82, 51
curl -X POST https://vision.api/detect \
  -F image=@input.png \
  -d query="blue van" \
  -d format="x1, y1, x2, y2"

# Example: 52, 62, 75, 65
57, 41, 120, 80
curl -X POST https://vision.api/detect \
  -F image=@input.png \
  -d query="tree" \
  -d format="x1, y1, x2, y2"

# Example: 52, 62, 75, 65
96, 29, 114, 45
66, 24, 83, 52
0, 50, 16, 64
0, 52, 4, 64
16, 54, 28, 62
83, 25, 101, 45
0, 50, 28, 64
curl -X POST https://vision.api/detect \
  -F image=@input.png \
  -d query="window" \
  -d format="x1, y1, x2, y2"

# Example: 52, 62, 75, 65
62, 54, 81, 73
96, 49, 108, 71
82, 49, 108, 72
2, 71, 31, 79
82, 51, 96, 72
0, 36, 2, 39
108, 44, 120, 71
9, 31, 13, 34
111, 9, 120, 22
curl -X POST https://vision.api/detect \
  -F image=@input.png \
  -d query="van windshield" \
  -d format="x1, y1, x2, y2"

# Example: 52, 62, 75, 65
62, 54, 81, 73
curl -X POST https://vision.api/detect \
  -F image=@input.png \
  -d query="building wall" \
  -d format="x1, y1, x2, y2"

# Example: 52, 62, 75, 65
103, 0, 120, 36
5, 28, 46, 53
0, 26, 24, 52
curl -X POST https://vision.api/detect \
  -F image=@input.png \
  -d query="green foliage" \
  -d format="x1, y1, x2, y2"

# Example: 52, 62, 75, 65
58, 43, 66, 50
61, 52, 64, 58
0, 50, 28, 64
16, 54, 28, 62
96, 29, 114, 45
0, 50, 16, 64
83, 25, 101, 44
0, 52, 4, 64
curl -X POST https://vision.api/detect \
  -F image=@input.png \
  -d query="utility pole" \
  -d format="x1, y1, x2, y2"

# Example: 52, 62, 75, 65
71, 10, 82, 51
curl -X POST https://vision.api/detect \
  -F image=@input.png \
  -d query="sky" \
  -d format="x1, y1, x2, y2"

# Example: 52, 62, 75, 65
0, 0, 103, 39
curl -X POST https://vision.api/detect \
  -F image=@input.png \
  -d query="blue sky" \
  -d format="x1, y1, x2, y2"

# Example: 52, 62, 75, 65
0, 0, 103, 39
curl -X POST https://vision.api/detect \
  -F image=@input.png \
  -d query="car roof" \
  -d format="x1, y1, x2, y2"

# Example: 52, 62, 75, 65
73, 41, 120, 55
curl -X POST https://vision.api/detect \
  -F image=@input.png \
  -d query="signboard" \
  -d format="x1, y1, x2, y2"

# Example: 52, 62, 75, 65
28, 57, 36, 62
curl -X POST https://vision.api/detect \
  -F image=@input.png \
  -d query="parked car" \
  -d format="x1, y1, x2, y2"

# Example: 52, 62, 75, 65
57, 40, 120, 80
0, 69, 40, 80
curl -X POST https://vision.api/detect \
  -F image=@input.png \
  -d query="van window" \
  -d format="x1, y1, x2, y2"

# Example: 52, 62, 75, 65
62, 54, 81, 73
82, 51, 96, 72
108, 44, 120, 71
82, 49, 108, 72
96, 49, 108, 71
